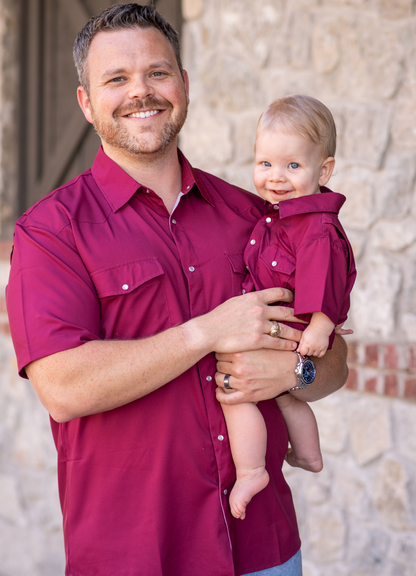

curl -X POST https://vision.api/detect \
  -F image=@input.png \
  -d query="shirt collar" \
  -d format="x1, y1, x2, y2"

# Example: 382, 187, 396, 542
91, 147, 214, 212
276, 187, 346, 219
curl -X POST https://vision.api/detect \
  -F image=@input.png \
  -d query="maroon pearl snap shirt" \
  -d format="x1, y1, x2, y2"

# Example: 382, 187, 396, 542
243, 189, 357, 349
7, 148, 300, 576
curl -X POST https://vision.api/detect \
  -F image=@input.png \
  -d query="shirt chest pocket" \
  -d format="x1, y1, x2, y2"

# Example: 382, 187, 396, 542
259, 246, 296, 290
226, 252, 248, 296
91, 259, 171, 339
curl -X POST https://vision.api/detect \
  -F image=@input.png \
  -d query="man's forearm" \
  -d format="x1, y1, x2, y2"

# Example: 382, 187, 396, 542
25, 287, 299, 422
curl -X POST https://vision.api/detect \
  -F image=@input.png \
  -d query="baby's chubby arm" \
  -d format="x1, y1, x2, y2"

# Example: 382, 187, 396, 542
297, 312, 335, 357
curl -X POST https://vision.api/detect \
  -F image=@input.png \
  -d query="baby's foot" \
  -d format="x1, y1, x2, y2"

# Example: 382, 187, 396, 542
229, 467, 269, 520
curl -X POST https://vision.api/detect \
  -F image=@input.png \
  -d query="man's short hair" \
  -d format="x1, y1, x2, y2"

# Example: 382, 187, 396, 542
73, 3, 183, 93
257, 95, 337, 158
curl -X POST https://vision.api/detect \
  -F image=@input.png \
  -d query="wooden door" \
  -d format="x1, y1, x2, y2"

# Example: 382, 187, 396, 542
18, 0, 182, 213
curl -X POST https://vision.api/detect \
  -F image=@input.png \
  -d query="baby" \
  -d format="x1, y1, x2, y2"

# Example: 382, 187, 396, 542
221, 95, 356, 520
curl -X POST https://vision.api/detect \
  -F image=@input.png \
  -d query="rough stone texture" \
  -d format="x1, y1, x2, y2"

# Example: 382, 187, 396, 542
181, 1, 416, 574
181, 0, 416, 346
1, 0, 416, 574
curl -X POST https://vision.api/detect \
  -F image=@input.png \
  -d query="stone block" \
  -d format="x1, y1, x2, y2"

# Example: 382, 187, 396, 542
313, 13, 403, 100
338, 103, 392, 170
199, 52, 264, 111
335, 457, 374, 521
311, 393, 347, 454
180, 106, 233, 170
351, 253, 402, 339
374, 151, 416, 220
306, 505, 346, 563
391, 102, 416, 149
0, 474, 25, 526
372, 217, 416, 253
401, 314, 416, 343
373, 458, 413, 530
333, 166, 377, 232
182, 0, 203, 21
375, 0, 415, 20
219, 0, 283, 68
394, 400, 416, 464
233, 110, 263, 165
347, 394, 392, 465
348, 527, 391, 574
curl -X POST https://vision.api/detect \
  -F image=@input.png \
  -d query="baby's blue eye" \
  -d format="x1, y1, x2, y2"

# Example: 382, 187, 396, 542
262, 161, 271, 167
289, 162, 299, 169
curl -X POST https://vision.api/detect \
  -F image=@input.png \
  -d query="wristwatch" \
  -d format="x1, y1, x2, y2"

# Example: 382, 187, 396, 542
289, 351, 316, 391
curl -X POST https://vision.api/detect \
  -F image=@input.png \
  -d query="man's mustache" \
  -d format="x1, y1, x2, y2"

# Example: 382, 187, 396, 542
114, 97, 173, 117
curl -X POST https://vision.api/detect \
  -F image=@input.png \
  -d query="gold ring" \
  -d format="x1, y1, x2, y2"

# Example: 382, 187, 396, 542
269, 321, 281, 338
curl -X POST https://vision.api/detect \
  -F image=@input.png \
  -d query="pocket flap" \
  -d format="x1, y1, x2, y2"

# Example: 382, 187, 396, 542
260, 246, 296, 275
92, 259, 164, 298
225, 253, 247, 275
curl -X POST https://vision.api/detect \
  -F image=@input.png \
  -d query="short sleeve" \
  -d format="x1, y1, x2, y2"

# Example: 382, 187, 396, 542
6, 221, 101, 377
293, 234, 348, 325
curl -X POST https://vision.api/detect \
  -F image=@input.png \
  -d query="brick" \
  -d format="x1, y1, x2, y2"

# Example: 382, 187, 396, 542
0, 296, 6, 313
408, 346, 416, 373
347, 341, 359, 364
384, 345, 399, 370
365, 377, 377, 393
346, 367, 358, 390
384, 374, 398, 397
404, 378, 416, 401
365, 344, 379, 368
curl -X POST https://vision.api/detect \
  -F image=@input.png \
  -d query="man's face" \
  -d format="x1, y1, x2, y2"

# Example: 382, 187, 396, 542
78, 27, 189, 158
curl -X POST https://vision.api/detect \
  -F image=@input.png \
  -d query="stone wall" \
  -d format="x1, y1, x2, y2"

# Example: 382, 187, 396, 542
180, 0, 416, 574
0, 242, 64, 575
1, 0, 416, 574
0, 0, 65, 572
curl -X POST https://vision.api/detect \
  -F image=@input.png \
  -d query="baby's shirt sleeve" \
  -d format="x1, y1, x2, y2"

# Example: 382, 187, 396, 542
293, 231, 350, 326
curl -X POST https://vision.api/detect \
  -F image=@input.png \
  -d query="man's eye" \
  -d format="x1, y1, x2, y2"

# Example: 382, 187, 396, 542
262, 161, 271, 167
110, 77, 124, 83
151, 71, 164, 77
289, 162, 300, 169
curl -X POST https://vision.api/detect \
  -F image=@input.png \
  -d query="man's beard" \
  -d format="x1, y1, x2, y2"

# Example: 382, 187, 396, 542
91, 96, 188, 155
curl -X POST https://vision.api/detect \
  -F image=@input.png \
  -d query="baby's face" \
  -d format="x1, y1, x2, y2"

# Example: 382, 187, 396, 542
253, 129, 330, 204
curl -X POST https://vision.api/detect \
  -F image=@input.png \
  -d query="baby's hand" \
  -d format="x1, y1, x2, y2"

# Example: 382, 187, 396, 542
297, 325, 329, 358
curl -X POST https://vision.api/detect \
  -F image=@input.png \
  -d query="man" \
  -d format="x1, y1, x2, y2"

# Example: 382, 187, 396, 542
7, 5, 347, 575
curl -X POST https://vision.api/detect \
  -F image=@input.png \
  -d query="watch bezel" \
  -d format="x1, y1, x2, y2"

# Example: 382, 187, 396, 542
291, 352, 316, 391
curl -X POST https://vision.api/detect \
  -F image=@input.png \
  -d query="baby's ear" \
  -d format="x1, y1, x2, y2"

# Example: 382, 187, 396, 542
318, 157, 335, 186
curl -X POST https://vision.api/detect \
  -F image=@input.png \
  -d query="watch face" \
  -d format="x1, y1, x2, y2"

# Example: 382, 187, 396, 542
302, 359, 316, 384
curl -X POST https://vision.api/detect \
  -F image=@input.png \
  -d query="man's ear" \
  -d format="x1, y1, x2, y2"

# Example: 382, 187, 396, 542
182, 70, 190, 106
77, 86, 94, 124
318, 157, 335, 186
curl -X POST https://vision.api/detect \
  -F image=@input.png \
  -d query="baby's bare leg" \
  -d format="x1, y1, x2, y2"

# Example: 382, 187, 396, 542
221, 402, 269, 520
276, 394, 323, 472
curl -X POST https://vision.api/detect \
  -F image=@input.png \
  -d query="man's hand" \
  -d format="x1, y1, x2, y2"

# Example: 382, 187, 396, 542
188, 287, 301, 356
215, 349, 298, 404
215, 335, 349, 405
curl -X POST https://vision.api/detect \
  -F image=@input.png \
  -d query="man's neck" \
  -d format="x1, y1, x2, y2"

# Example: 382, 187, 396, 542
102, 140, 182, 214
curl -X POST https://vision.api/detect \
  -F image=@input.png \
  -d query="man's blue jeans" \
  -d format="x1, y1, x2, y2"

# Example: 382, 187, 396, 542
242, 550, 302, 576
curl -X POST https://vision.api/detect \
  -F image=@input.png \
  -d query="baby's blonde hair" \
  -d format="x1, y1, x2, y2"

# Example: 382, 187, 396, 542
256, 95, 336, 158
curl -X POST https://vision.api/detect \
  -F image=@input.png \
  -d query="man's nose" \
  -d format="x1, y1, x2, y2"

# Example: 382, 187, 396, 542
127, 75, 155, 100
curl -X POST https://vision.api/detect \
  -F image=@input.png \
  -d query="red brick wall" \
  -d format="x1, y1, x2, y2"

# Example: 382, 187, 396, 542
346, 341, 416, 401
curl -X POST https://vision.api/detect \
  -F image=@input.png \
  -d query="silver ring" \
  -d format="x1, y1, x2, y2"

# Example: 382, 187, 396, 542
269, 321, 281, 338
223, 374, 232, 389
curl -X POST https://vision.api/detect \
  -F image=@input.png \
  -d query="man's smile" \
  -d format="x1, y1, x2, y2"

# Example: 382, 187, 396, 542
125, 109, 161, 118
